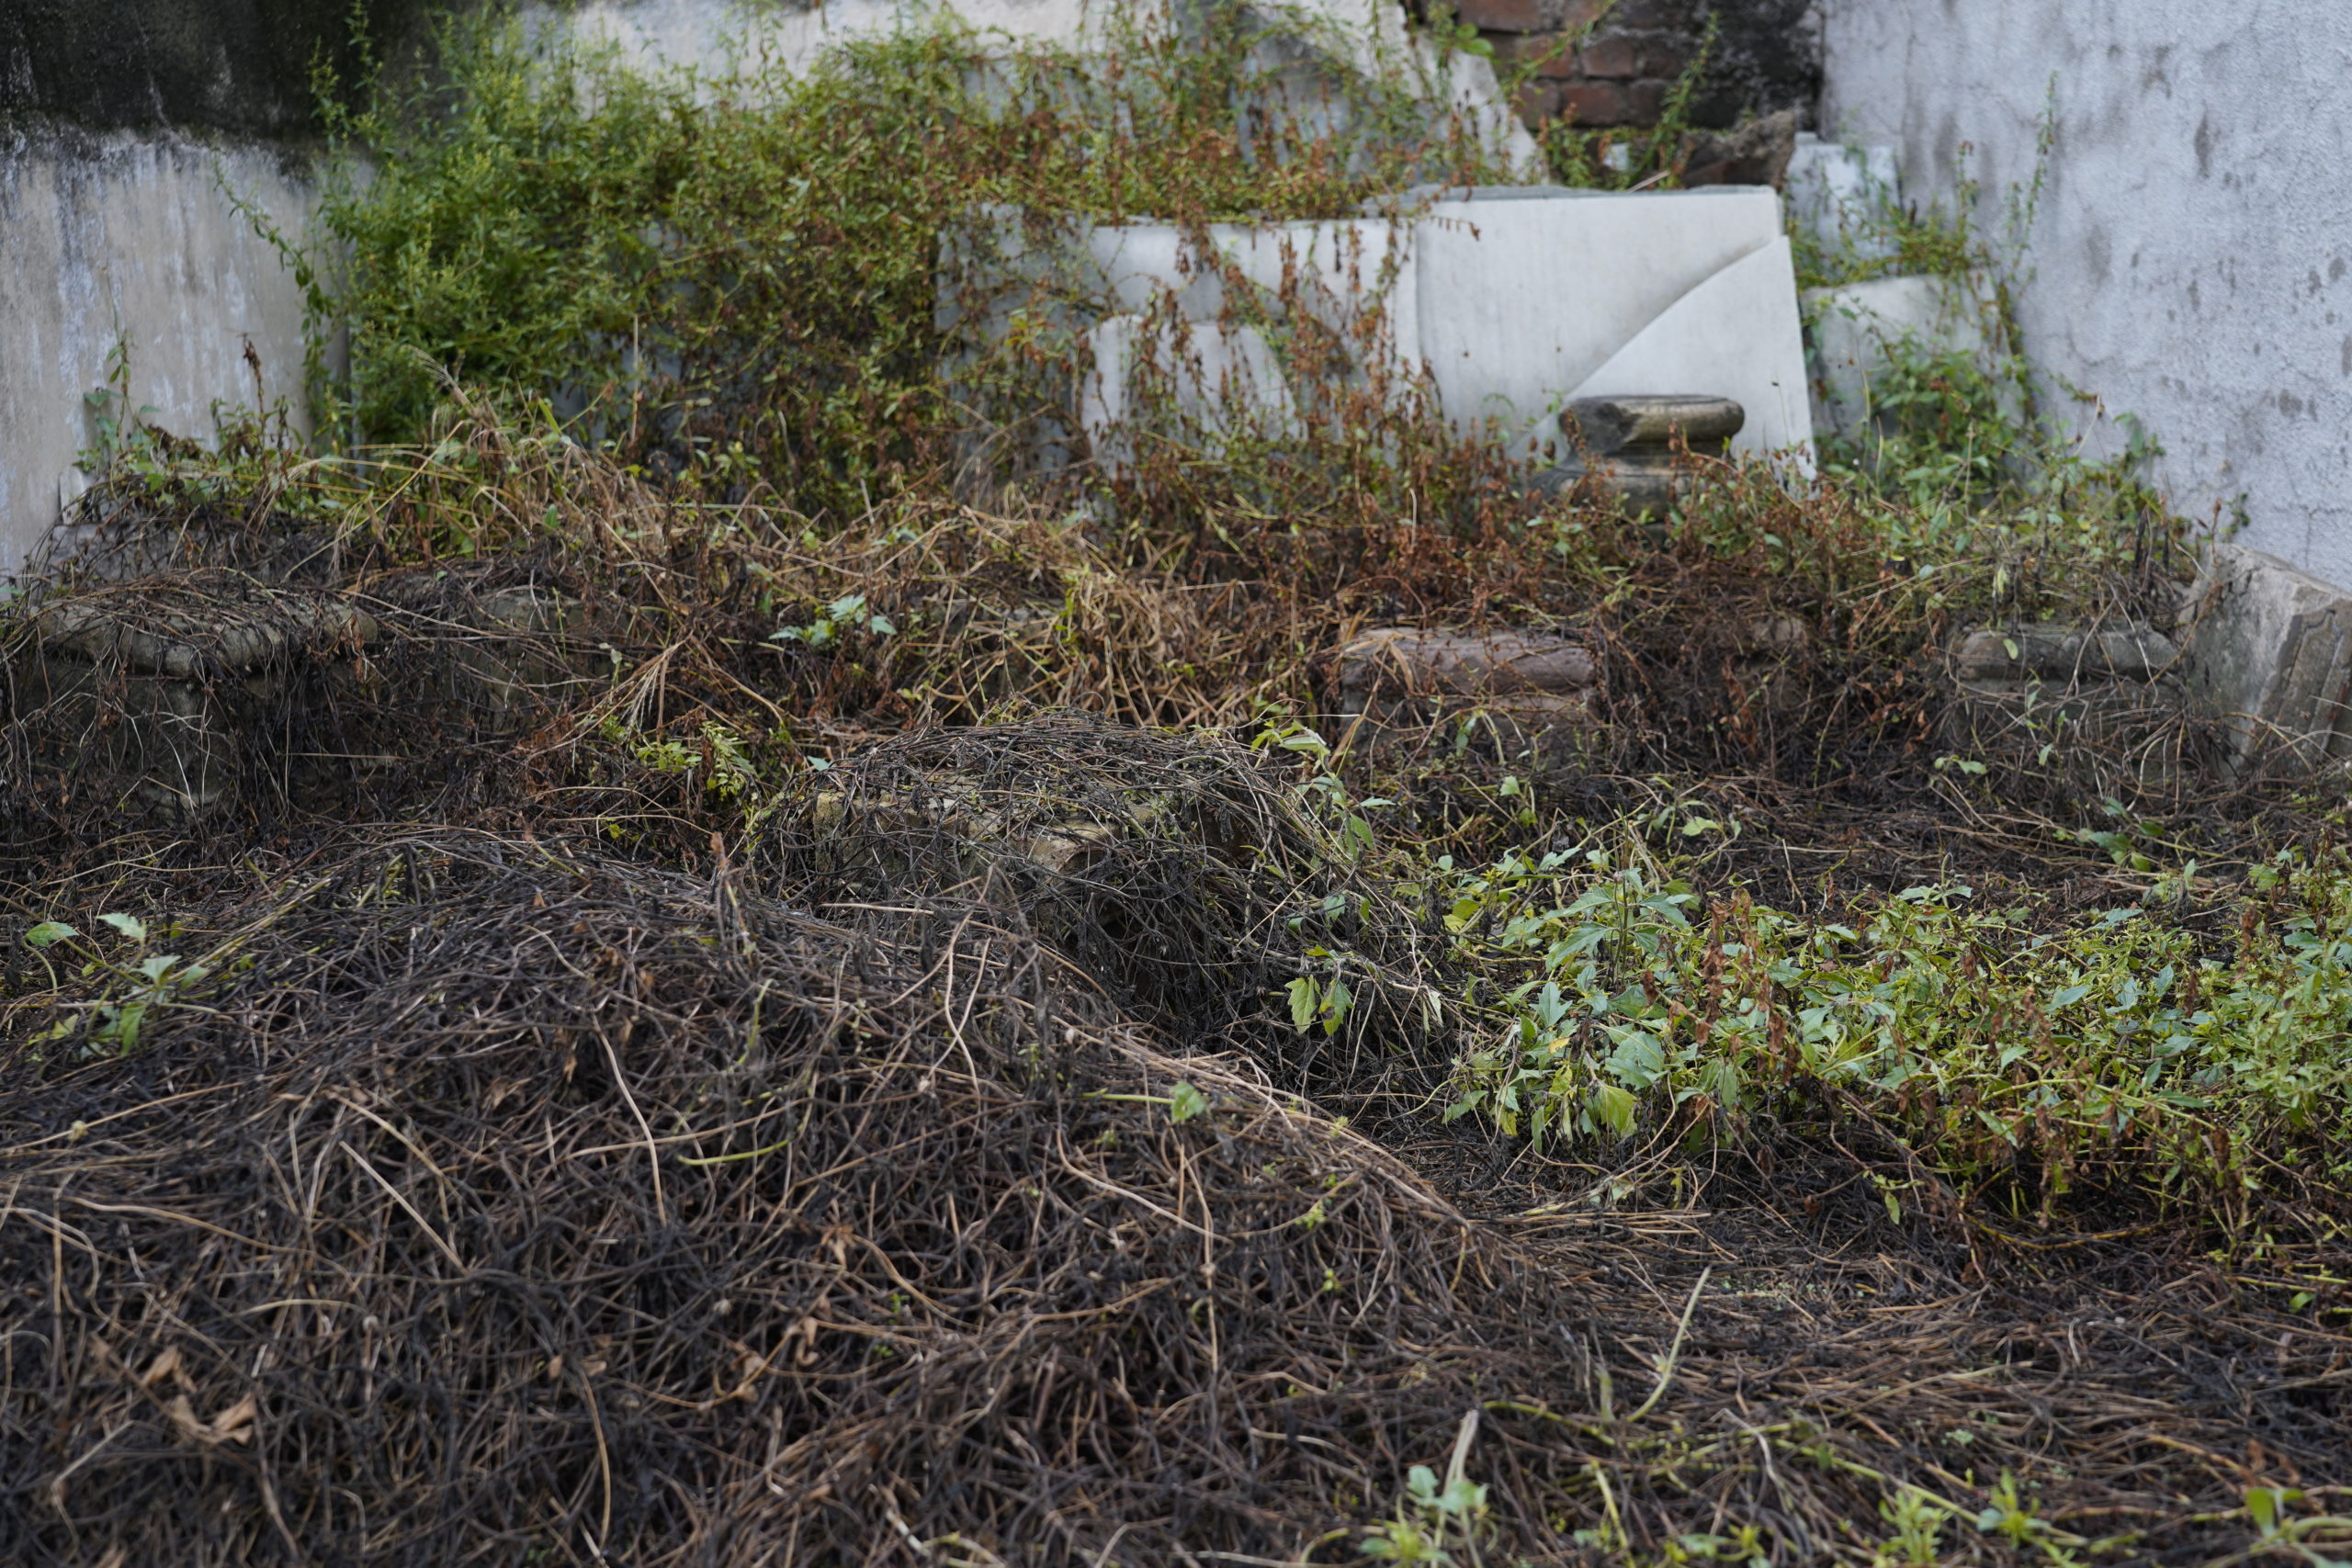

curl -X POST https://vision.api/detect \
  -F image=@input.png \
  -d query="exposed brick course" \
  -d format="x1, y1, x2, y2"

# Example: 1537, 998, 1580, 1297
1577, 35, 1639, 79
1453, 0, 1548, 31
1639, 39, 1690, 77
1464, 0, 1820, 143
1558, 80, 1630, 125
1511, 77, 1561, 123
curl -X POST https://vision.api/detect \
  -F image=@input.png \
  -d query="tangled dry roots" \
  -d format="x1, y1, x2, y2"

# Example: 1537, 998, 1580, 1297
0, 826, 1601, 1566
768, 714, 1455, 1104
0, 558, 644, 850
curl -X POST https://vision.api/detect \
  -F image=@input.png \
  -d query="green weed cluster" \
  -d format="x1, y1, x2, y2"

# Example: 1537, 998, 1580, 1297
1444, 836, 2352, 1247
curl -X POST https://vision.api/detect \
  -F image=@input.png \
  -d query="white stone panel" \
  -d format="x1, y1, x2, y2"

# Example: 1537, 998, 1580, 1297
1409, 187, 1799, 457
1079, 314, 1301, 470
1785, 132, 1899, 265
991, 188, 1817, 471
1080, 219, 1419, 378
1804, 271, 2005, 441
1570, 237, 1814, 468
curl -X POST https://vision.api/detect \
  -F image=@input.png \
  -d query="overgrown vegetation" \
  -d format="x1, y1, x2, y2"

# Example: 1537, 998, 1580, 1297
302, 3, 1525, 517
6, 5, 2349, 1564
1447, 838, 2352, 1243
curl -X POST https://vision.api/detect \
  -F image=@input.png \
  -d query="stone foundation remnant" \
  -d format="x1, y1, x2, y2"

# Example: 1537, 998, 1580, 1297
1939, 621, 2186, 784
2177, 544, 2352, 773
8, 572, 620, 816
15, 584, 378, 813
1331, 625, 1599, 756
1943, 545, 2352, 784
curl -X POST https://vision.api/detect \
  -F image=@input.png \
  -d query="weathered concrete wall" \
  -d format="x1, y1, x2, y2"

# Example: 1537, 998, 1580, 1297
546, 0, 1536, 167
0, 129, 320, 576
548, 0, 1095, 76
1817, 2, 2352, 584
0, 0, 419, 579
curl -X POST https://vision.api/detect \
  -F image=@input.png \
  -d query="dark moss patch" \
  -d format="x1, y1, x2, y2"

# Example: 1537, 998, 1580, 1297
0, 0, 427, 138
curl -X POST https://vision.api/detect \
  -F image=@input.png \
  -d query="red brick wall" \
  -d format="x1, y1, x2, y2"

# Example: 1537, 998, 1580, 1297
1445, 0, 1819, 134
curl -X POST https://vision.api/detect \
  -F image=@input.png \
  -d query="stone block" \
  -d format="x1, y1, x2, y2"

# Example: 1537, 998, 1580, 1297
1053, 216, 1412, 473
1948, 624, 2180, 683
1332, 626, 1600, 758
1680, 108, 1798, 190
18, 660, 250, 813
2177, 544, 2352, 771
368, 575, 626, 730
1784, 133, 1900, 265
1939, 621, 2187, 786
32, 594, 377, 680
1564, 394, 1745, 454
1336, 626, 1599, 698
1803, 272, 2009, 442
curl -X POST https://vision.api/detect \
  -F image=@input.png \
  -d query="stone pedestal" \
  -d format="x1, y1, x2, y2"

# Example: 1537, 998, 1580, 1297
1525, 394, 1744, 515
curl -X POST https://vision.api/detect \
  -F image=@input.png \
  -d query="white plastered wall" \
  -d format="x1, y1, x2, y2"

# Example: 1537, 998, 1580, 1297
1818, 0, 2352, 583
